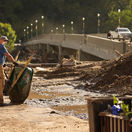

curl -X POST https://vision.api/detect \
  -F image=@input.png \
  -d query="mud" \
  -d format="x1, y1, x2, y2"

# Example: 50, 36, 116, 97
25, 76, 89, 120
0, 98, 89, 132
82, 51, 132, 95
24, 64, 112, 120
3, 52, 132, 131
24, 52, 132, 121
2, 50, 132, 131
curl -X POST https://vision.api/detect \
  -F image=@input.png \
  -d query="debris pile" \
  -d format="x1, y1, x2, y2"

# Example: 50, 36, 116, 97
12, 46, 58, 63
59, 58, 77, 66
33, 57, 101, 80
84, 51, 132, 95
31, 50, 132, 96
34, 58, 81, 79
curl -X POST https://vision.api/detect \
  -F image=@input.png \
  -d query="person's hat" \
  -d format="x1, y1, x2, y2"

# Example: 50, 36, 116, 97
0, 36, 9, 41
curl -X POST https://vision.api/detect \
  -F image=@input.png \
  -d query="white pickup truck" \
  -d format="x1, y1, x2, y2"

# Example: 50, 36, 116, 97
107, 27, 132, 41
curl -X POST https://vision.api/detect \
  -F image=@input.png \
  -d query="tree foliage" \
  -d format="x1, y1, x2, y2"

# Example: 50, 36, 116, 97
0, 22, 16, 51
106, 0, 132, 31
0, 0, 132, 40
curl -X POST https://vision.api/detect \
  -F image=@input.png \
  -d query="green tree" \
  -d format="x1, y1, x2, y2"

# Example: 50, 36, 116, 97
0, 0, 132, 36
106, 9, 132, 31
0, 22, 16, 51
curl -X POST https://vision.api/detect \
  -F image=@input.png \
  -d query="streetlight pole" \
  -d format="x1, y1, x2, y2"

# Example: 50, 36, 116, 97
118, 9, 121, 27
35, 19, 38, 39
97, 13, 100, 33
41, 15, 44, 34
82, 17, 85, 34
62, 24, 66, 41
51, 29, 54, 33
30, 23, 33, 39
26, 26, 29, 40
24, 29, 26, 41
62, 24, 65, 33
56, 27, 58, 34
50, 29, 53, 40
71, 21, 73, 34
51, 29, 53, 33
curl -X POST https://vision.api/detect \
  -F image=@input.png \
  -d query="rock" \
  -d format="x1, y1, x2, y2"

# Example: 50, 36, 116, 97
50, 111, 58, 114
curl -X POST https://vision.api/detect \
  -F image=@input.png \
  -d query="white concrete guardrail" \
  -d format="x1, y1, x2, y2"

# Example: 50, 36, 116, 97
23, 34, 131, 60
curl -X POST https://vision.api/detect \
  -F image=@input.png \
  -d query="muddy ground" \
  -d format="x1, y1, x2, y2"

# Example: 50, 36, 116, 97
0, 60, 106, 132
26, 67, 111, 120
0, 97, 89, 132
25, 51, 132, 121
1, 63, 92, 132
1, 51, 132, 131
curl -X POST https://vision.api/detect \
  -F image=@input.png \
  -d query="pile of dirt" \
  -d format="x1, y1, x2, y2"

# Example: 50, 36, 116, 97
84, 51, 132, 95
33, 52, 132, 96
33, 57, 101, 80
45, 66, 79, 79
42, 60, 100, 79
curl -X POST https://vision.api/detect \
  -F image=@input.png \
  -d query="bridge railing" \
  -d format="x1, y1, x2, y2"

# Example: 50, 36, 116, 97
23, 33, 129, 60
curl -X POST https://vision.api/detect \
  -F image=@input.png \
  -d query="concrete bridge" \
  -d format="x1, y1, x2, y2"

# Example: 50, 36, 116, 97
23, 33, 131, 61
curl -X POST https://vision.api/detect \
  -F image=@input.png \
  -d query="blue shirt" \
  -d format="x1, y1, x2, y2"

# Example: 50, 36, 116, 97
0, 44, 7, 65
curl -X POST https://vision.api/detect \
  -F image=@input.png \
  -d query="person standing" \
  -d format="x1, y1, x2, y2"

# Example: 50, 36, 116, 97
0, 36, 18, 105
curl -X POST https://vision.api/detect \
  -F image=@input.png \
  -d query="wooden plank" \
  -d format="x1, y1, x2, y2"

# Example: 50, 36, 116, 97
105, 117, 109, 132
87, 97, 132, 132
14, 51, 20, 61
107, 117, 110, 132
87, 98, 113, 132
118, 119, 120, 132
125, 120, 127, 132
110, 117, 113, 132
122, 120, 124, 132
7, 54, 33, 94
104, 117, 106, 132
100, 117, 104, 132
104, 116, 108, 132
88, 101, 97, 132
114, 118, 116, 132
8, 51, 20, 79
99, 112, 125, 120
87, 97, 132, 103
115, 50, 123, 57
